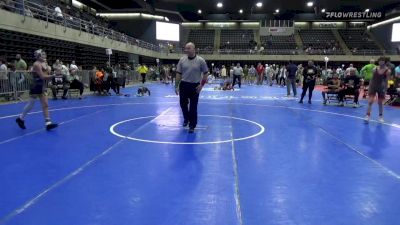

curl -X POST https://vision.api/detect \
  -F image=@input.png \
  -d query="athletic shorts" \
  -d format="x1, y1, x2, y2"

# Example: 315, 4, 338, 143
29, 84, 45, 96
368, 86, 386, 99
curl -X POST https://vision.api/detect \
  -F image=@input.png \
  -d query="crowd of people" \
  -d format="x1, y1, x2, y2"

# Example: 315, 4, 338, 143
200, 59, 400, 107
1, 51, 399, 130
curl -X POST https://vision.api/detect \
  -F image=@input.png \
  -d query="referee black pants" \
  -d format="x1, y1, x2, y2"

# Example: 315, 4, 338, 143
232, 75, 242, 88
179, 81, 200, 128
141, 73, 146, 84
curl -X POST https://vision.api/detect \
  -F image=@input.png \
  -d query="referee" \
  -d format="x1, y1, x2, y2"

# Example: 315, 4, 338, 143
175, 42, 209, 133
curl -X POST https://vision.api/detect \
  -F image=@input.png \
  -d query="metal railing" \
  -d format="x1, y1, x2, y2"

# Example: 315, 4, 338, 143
0, 69, 140, 101
1, 0, 160, 52
350, 49, 400, 56
2, 0, 400, 57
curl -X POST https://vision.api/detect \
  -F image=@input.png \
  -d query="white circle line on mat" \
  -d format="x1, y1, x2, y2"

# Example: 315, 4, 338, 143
109, 115, 265, 145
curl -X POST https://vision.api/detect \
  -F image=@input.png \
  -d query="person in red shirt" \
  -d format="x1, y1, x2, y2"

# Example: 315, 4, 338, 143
256, 62, 264, 85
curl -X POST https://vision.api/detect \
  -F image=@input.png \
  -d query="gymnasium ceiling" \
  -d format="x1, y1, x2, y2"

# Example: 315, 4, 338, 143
79, 0, 400, 21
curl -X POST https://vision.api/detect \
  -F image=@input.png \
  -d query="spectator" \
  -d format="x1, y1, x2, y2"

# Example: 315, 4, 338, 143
69, 60, 78, 73
25, 7, 33, 17
136, 64, 148, 84
60, 61, 70, 77
0, 59, 8, 78
338, 69, 361, 107
395, 63, 400, 80
278, 65, 287, 87
54, 6, 63, 23
0, 59, 9, 99
69, 61, 83, 99
53, 59, 62, 70
256, 63, 264, 85
322, 73, 341, 105
345, 64, 358, 76
336, 66, 344, 79
50, 67, 69, 100
221, 65, 227, 80
13, 54, 27, 97
264, 64, 273, 86
248, 65, 256, 85
243, 65, 249, 83
95, 68, 105, 95
286, 61, 297, 97
299, 60, 318, 104
104, 62, 119, 95
296, 64, 304, 86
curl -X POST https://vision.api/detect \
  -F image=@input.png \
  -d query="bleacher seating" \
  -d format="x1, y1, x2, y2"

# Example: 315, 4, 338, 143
0, 29, 129, 69
338, 29, 383, 55
187, 30, 215, 54
260, 35, 298, 55
299, 30, 344, 55
260, 35, 297, 50
220, 29, 255, 50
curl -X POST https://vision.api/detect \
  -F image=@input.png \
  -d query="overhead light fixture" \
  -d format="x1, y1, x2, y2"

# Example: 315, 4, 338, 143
367, 15, 400, 29
165, 17, 169, 21
181, 22, 202, 26
198, 9, 202, 14
365, 9, 370, 12
217, 2, 223, 8
241, 22, 260, 25
307, 2, 313, 7
239, 9, 243, 14
275, 9, 280, 13
72, 0, 84, 8
256, 2, 263, 8
96, 13, 140, 18
321, 8, 326, 13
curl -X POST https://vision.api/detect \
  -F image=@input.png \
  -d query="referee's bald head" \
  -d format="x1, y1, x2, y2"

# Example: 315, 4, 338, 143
184, 42, 196, 57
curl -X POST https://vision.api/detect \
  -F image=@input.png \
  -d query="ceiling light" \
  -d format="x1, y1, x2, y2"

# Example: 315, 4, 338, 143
217, 2, 223, 8
365, 9, 370, 12
239, 9, 243, 14
307, 2, 313, 7
165, 17, 169, 21
256, 2, 262, 7
321, 8, 326, 13
275, 9, 280, 13
198, 9, 202, 14
96, 13, 140, 18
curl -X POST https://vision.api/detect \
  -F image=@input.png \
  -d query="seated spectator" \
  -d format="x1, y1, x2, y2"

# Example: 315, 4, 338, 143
50, 67, 69, 100
322, 74, 341, 105
387, 79, 399, 99
69, 65, 84, 99
338, 70, 361, 107
53, 6, 64, 23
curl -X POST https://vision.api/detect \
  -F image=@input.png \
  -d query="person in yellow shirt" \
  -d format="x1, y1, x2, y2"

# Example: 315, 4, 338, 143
136, 64, 148, 84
